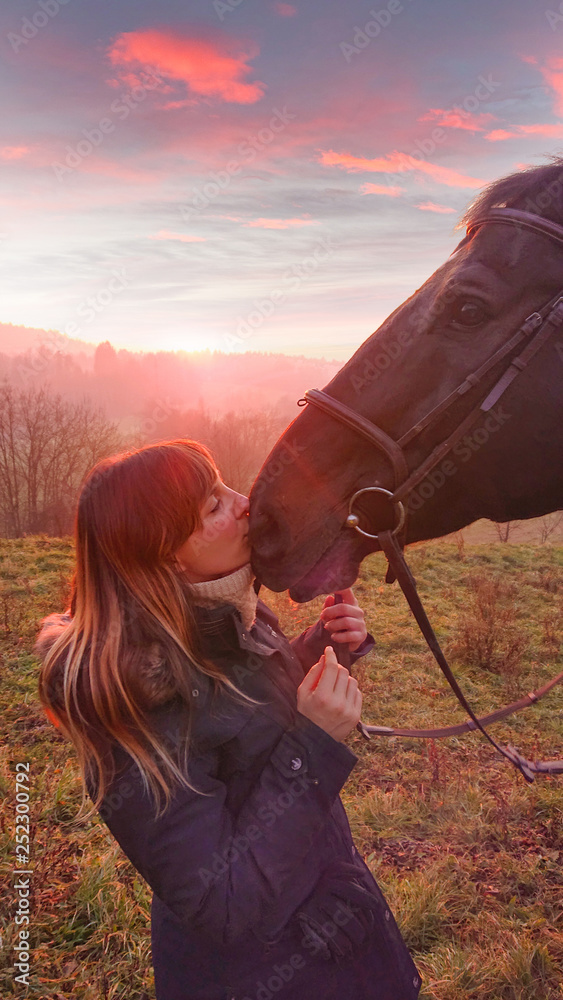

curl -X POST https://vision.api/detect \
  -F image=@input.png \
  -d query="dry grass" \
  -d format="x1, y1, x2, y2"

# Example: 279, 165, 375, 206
450, 572, 529, 679
0, 536, 562, 998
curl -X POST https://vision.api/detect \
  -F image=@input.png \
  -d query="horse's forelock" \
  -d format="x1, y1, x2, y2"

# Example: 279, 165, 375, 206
460, 156, 563, 232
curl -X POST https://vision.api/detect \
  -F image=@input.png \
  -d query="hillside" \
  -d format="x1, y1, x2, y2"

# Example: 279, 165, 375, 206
0, 323, 97, 358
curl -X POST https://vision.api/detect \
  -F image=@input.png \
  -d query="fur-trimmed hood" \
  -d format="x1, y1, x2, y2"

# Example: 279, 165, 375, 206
35, 612, 194, 711
36, 568, 262, 714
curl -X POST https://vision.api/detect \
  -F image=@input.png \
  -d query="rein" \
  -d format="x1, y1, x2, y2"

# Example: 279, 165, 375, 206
298, 207, 563, 781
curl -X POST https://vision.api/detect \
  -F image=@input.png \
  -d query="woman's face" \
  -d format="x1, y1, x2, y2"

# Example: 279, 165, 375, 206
174, 477, 251, 583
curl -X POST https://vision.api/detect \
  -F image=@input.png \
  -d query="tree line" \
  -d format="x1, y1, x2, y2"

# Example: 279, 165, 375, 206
0, 382, 288, 537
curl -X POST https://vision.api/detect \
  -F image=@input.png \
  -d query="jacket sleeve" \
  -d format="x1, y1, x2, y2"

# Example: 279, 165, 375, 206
289, 619, 376, 674
96, 709, 358, 948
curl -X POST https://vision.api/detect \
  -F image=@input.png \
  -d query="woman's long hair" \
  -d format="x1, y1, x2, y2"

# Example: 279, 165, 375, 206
37, 439, 259, 819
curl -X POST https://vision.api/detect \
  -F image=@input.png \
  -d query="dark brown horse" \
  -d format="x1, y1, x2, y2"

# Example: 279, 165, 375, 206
249, 159, 563, 603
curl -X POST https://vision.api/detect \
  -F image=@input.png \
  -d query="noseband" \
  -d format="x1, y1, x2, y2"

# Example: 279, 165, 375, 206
298, 208, 563, 781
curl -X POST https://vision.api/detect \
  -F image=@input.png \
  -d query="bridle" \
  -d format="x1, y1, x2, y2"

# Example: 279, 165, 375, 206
297, 208, 563, 781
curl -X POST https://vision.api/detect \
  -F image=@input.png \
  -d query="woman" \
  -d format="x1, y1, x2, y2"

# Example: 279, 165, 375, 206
36, 439, 421, 1000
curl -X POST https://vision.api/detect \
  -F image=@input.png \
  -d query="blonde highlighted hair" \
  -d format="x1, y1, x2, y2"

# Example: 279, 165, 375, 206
37, 439, 259, 820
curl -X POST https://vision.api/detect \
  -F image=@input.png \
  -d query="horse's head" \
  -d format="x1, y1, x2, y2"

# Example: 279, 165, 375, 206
249, 160, 563, 601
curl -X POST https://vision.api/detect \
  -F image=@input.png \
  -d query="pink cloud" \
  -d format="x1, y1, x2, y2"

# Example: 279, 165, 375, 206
520, 55, 563, 117
485, 128, 518, 142
107, 29, 265, 105
418, 108, 496, 133
245, 217, 318, 229
0, 146, 31, 160
361, 182, 404, 197
319, 149, 487, 189
521, 122, 563, 135
416, 202, 456, 214
486, 123, 563, 141
273, 3, 297, 14
537, 58, 563, 116
149, 230, 206, 242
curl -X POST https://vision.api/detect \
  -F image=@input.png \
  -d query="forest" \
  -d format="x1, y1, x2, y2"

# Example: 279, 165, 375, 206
0, 330, 344, 536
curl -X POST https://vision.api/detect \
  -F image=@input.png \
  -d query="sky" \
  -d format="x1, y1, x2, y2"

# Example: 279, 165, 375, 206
1, 0, 562, 360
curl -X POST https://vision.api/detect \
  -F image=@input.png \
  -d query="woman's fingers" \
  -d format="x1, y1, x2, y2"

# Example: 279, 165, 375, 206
322, 618, 367, 653
332, 658, 352, 699
333, 587, 358, 607
353, 686, 363, 713
321, 608, 365, 635
321, 604, 363, 623
297, 645, 363, 742
323, 617, 363, 638
299, 654, 326, 693
309, 646, 337, 698
316, 648, 356, 701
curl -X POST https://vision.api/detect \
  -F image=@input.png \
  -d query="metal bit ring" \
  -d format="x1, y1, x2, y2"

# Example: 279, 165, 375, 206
345, 487, 405, 539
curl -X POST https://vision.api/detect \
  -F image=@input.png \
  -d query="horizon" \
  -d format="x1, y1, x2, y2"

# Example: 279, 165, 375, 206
0, 320, 346, 364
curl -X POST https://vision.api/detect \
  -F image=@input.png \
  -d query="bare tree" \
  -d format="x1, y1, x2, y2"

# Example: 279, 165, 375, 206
537, 511, 563, 544
209, 409, 288, 494
139, 402, 289, 494
0, 383, 123, 537
493, 520, 522, 543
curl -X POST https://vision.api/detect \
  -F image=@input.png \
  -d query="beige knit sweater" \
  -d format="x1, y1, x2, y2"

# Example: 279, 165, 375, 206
188, 562, 259, 630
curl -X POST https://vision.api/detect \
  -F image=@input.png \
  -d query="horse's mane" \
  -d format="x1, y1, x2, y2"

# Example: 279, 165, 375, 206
460, 154, 563, 230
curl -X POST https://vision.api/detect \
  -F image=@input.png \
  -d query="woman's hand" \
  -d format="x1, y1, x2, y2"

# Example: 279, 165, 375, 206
296, 646, 362, 742
319, 588, 368, 652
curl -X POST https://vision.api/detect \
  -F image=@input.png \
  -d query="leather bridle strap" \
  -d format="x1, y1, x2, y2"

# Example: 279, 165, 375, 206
298, 389, 409, 489
363, 666, 563, 739
375, 530, 563, 779
468, 207, 563, 246
392, 291, 563, 503
300, 295, 563, 508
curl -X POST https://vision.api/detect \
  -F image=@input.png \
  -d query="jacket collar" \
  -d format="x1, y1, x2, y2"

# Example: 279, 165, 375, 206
194, 600, 277, 660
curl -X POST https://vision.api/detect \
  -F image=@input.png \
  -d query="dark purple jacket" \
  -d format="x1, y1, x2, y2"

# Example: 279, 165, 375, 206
92, 599, 421, 1000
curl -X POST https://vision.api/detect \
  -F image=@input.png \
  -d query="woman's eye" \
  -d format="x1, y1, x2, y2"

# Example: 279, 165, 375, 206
448, 300, 489, 328
205, 493, 221, 514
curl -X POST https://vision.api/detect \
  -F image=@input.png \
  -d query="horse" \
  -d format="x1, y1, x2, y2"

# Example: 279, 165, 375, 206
248, 158, 563, 606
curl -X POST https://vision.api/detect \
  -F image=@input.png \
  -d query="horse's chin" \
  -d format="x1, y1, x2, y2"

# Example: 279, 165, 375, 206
287, 533, 367, 603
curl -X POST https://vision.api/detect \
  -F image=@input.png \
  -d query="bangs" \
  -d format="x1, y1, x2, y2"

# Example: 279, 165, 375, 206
167, 441, 220, 532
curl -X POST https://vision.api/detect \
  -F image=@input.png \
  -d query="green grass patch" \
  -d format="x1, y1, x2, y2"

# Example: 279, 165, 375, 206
0, 537, 562, 997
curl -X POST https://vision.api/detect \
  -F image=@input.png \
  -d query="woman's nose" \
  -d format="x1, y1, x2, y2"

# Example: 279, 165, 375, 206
235, 492, 249, 517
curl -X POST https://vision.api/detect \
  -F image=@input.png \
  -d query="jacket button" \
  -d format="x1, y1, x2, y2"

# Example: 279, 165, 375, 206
290, 757, 302, 771
385, 909, 390, 921
413, 976, 420, 987
192, 689, 199, 697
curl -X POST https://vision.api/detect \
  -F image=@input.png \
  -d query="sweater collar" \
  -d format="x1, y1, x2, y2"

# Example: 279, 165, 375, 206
185, 562, 259, 630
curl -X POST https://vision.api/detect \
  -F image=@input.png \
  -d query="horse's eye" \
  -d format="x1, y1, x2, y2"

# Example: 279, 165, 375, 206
450, 300, 488, 328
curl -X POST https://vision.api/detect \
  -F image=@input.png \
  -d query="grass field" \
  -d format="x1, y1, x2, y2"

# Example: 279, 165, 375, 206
0, 535, 562, 999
